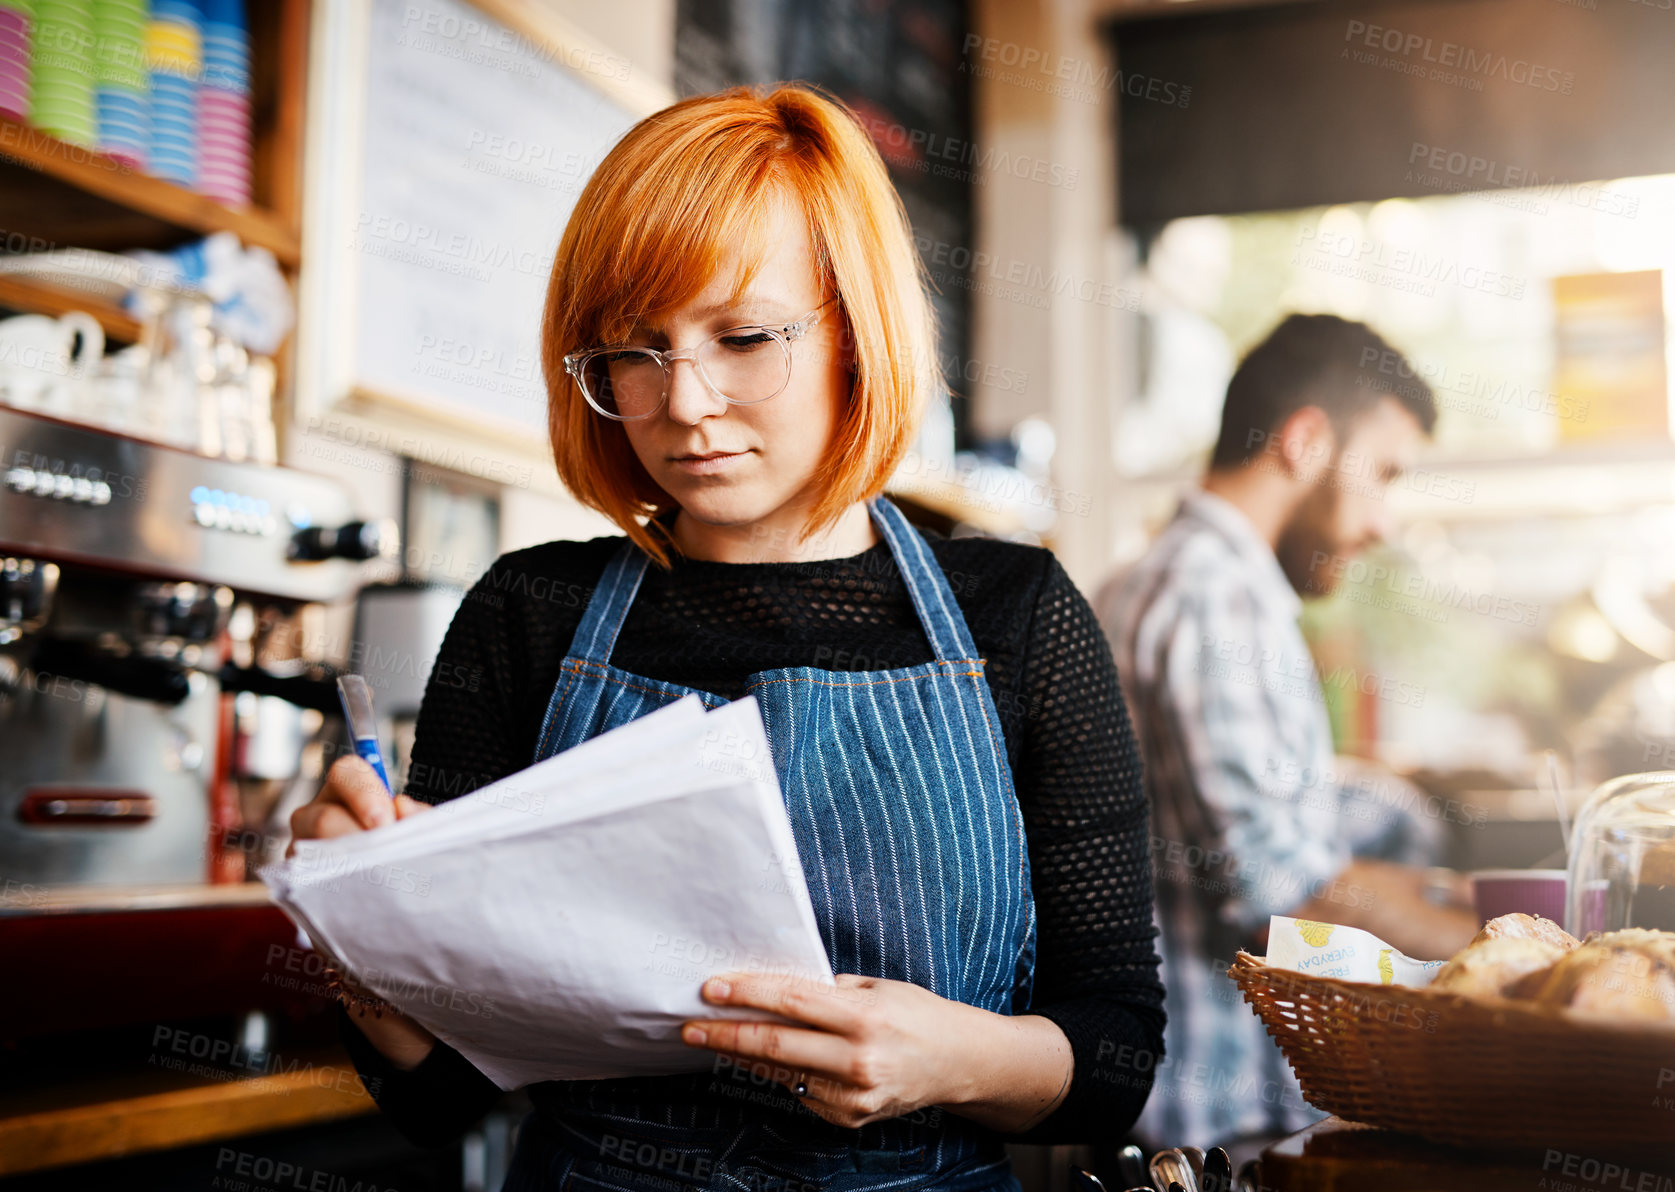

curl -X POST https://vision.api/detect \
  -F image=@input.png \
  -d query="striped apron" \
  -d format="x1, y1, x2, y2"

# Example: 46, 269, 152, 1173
502, 495, 1037, 1192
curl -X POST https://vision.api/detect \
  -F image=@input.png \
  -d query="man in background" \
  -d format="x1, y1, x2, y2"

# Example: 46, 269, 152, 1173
1096, 313, 1478, 1147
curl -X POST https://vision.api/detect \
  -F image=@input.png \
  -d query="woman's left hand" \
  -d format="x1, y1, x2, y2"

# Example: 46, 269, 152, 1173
681, 971, 981, 1129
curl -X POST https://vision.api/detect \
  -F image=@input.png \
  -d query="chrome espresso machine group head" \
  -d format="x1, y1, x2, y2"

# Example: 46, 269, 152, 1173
0, 406, 396, 891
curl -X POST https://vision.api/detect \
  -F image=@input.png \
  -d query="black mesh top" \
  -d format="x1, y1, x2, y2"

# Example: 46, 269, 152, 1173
339, 516, 1165, 1148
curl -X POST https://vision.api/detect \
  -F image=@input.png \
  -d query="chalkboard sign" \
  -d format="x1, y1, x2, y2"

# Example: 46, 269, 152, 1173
296, 0, 668, 455
675, 0, 976, 447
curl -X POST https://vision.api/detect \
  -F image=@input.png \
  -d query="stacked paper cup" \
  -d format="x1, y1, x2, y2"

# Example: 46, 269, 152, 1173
30, 0, 97, 145
145, 0, 196, 185
92, 0, 146, 167
196, 0, 247, 204
0, 0, 28, 122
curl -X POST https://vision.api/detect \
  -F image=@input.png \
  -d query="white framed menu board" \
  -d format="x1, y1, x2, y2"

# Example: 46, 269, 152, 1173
294, 0, 668, 469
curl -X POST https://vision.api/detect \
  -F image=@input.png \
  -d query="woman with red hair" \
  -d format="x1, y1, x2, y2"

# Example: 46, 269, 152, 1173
292, 84, 1163, 1192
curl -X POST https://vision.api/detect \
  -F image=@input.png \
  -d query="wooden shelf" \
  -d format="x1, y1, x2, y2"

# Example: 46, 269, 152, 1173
0, 1047, 376, 1177
0, 274, 144, 344
0, 116, 300, 267
0, 881, 273, 916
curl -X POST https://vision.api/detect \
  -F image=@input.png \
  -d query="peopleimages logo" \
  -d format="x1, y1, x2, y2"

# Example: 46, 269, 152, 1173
1541, 1150, 1674, 1192
1357, 346, 1592, 426
1308, 552, 1540, 627
1294, 225, 1526, 301
214, 1147, 400, 1192
959, 34, 1191, 108
856, 115, 1081, 190
1404, 143, 1640, 220
1342, 19, 1576, 94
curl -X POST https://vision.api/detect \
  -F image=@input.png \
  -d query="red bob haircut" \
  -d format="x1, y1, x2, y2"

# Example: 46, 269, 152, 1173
541, 83, 941, 568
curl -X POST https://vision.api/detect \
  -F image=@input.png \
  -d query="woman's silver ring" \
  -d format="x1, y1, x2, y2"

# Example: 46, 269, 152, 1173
793, 1074, 809, 1098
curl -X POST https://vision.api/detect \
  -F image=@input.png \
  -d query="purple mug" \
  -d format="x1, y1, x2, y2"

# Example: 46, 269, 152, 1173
1469, 868, 1568, 927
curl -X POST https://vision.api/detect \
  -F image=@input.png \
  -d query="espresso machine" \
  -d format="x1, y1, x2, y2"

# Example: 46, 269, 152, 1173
0, 405, 395, 894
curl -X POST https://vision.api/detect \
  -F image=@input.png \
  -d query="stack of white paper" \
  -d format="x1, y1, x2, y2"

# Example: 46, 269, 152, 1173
261, 695, 835, 1091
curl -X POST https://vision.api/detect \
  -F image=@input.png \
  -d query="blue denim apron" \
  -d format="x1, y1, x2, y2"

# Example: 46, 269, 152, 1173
502, 495, 1036, 1192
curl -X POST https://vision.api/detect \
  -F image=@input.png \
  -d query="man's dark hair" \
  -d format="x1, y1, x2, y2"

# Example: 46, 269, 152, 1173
1208, 313, 1437, 472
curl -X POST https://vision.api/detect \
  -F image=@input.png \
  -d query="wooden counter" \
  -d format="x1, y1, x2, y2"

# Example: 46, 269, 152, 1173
1260, 1118, 1675, 1191
0, 1046, 375, 1178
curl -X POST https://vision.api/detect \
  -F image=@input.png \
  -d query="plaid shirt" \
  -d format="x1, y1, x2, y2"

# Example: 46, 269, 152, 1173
1095, 491, 1357, 1144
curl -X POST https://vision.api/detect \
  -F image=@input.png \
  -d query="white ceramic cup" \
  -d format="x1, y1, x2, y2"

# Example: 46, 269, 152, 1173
0, 311, 106, 414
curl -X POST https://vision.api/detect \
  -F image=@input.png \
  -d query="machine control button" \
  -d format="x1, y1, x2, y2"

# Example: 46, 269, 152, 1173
5, 466, 117, 504
187, 486, 277, 535
288, 518, 399, 563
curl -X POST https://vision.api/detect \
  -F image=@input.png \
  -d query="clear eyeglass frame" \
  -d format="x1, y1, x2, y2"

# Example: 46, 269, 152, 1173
562, 296, 839, 421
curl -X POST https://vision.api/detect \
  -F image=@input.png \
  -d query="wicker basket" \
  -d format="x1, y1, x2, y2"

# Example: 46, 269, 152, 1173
1229, 952, 1675, 1151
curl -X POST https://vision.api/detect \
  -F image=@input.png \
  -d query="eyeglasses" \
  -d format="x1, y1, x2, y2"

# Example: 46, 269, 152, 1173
563, 297, 838, 421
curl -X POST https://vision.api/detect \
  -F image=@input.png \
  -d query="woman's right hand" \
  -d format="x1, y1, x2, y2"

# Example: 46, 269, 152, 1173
288, 755, 430, 853
288, 755, 440, 1071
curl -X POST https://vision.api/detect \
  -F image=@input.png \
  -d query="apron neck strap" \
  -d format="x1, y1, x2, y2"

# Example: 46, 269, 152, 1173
865, 495, 980, 662
568, 539, 652, 666
569, 496, 980, 666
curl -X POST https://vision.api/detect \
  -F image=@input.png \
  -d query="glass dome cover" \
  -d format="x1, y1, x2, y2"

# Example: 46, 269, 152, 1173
1565, 771, 1675, 937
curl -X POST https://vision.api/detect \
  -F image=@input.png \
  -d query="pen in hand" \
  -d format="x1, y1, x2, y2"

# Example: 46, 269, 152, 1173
337, 674, 394, 796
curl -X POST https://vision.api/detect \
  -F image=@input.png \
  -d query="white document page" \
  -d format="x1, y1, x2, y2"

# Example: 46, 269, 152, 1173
263, 696, 833, 1090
